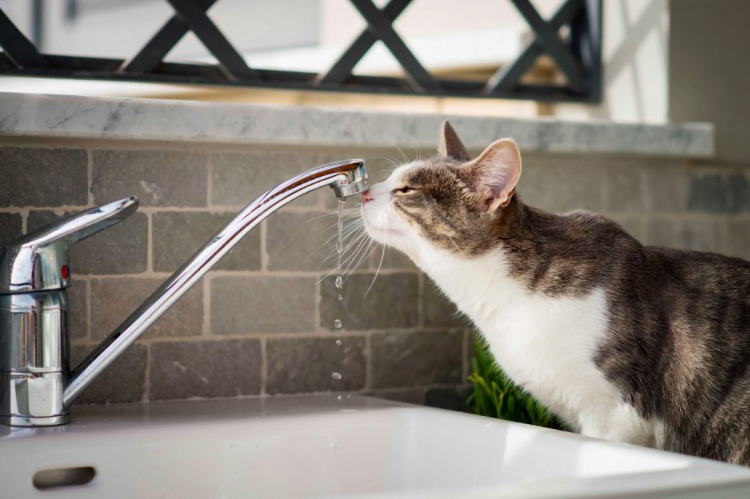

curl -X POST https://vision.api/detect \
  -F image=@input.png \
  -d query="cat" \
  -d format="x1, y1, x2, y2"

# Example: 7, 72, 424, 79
361, 120, 750, 466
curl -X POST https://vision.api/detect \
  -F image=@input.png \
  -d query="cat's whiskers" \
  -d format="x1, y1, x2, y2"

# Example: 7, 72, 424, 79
364, 219, 388, 300
346, 240, 374, 283
364, 155, 399, 172
316, 218, 366, 261
361, 155, 401, 182
318, 225, 367, 274
315, 217, 364, 250
339, 230, 369, 261
308, 207, 361, 222
342, 232, 372, 273
396, 147, 408, 164
317, 221, 364, 253
315, 148, 412, 297
339, 224, 375, 279
316, 229, 370, 284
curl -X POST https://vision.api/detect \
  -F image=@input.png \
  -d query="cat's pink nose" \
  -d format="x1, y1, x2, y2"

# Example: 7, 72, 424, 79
362, 191, 374, 204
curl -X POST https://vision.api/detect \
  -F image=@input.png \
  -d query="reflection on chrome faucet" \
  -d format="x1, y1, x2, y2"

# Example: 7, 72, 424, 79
0, 160, 368, 427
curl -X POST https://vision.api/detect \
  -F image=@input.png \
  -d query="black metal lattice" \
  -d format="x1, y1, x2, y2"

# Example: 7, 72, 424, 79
0, 0, 602, 102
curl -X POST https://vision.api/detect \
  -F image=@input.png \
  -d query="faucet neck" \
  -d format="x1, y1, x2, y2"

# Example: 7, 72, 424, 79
63, 160, 367, 408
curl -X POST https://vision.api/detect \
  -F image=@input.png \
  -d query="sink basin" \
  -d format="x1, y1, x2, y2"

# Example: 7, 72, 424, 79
1, 395, 749, 498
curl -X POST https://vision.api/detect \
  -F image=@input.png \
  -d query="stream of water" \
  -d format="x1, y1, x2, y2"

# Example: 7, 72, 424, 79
332, 199, 345, 385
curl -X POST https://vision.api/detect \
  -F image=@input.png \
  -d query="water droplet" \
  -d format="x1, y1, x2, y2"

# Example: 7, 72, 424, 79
333, 319, 342, 329
331, 372, 343, 380
335, 339, 342, 346
337, 395, 342, 401
347, 393, 351, 399
337, 293, 343, 301
336, 241, 344, 254
335, 276, 343, 289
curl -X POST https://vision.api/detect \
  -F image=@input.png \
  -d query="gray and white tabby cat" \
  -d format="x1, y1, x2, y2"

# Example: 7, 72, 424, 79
361, 121, 750, 466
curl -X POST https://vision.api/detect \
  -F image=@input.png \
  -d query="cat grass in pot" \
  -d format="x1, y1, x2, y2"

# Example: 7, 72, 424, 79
361, 121, 750, 466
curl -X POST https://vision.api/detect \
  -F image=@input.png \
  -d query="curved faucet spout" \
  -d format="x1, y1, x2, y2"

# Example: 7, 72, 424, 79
64, 159, 367, 406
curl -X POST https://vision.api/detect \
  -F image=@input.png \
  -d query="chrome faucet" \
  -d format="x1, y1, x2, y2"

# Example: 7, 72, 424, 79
0, 159, 368, 426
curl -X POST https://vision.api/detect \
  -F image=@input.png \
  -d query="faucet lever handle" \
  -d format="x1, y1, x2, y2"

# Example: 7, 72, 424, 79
0, 196, 139, 293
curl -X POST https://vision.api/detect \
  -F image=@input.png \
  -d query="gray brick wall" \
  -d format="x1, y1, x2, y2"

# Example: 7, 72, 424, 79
0, 142, 748, 412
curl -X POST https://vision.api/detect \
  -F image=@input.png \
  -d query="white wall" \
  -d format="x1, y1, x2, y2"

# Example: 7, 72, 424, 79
555, 0, 669, 124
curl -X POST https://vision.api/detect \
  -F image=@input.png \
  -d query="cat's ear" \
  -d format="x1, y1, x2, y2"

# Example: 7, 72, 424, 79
465, 138, 522, 212
439, 120, 470, 161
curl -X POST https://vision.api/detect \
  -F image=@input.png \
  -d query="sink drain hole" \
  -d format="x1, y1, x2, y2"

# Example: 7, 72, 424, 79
33, 466, 96, 490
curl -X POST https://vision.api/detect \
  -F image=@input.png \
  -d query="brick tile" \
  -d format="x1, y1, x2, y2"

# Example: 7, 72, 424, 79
266, 336, 366, 394
688, 173, 728, 213
211, 150, 321, 207
211, 276, 316, 334
520, 155, 604, 213
727, 219, 750, 260
688, 170, 750, 214
92, 150, 207, 207
370, 331, 463, 388
0, 213, 22, 246
367, 389, 425, 405
644, 164, 690, 213
70, 343, 147, 405
644, 218, 727, 253
425, 386, 472, 412
28, 210, 147, 275
604, 163, 643, 213
604, 161, 689, 214
149, 340, 261, 400
320, 273, 418, 331
0, 147, 88, 207
423, 277, 467, 328
90, 277, 203, 340
152, 212, 261, 272
266, 211, 340, 271
26, 210, 65, 232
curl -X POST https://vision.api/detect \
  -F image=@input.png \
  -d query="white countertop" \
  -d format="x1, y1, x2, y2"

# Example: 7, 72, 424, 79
0, 92, 714, 158
2, 395, 748, 499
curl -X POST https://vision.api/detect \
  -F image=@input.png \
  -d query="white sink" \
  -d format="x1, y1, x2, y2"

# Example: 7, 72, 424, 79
1, 395, 749, 498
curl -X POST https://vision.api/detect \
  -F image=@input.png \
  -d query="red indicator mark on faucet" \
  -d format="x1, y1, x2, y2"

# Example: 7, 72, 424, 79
61, 264, 70, 279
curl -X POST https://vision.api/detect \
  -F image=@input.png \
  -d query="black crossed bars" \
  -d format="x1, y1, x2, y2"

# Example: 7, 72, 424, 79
0, 0, 602, 102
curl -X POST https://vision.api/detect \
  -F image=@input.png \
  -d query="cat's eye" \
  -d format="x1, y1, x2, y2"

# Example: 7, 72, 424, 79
393, 186, 416, 195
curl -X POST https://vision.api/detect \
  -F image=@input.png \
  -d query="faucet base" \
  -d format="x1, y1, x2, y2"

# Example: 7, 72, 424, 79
0, 413, 70, 427
0, 371, 69, 427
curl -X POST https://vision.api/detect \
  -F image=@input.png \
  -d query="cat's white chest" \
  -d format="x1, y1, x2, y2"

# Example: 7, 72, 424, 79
418, 249, 655, 444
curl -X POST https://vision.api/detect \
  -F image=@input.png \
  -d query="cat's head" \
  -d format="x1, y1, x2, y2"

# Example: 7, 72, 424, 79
361, 121, 522, 262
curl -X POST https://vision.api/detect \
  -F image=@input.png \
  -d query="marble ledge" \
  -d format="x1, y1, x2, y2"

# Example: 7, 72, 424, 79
0, 92, 714, 159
